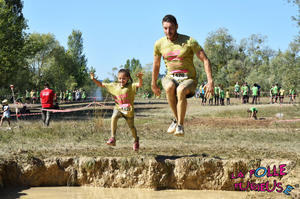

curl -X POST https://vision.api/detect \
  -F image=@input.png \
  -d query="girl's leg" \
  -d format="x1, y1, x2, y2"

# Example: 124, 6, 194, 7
111, 109, 121, 138
0, 117, 3, 126
125, 117, 138, 142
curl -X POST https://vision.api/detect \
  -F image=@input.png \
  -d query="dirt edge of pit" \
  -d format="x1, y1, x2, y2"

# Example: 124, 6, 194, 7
0, 156, 298, 191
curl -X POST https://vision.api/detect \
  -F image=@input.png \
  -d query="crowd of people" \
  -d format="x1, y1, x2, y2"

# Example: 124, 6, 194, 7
196, 81, 297, 105
8, 88, 88, 104
0, 87, 89, 128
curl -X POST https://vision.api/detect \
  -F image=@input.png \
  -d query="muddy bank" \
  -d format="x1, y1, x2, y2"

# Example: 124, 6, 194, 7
0, 156, 298, 190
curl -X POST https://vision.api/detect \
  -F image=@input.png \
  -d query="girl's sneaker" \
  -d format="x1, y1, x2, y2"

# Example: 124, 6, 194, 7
106, 137, 116, 146
133, 137, 139, 151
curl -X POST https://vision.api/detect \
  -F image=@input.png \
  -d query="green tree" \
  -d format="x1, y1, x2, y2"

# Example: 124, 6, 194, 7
204, 28, 236, 73
67, 30, 88, 87
24, 33, 59, 88
0, 0, 28, 94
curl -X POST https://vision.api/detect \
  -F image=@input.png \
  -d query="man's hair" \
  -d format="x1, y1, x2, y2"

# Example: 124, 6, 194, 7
162, 14, 178, 26
44, 83, 50, 88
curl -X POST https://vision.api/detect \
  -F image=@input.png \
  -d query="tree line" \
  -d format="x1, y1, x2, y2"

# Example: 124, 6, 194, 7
0, 0, 95, 99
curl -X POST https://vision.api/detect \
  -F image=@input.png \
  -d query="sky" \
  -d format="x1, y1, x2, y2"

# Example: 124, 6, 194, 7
23, 0, 298, 79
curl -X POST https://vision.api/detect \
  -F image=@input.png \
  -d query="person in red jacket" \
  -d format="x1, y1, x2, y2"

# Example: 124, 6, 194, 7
40, 83, 55, 126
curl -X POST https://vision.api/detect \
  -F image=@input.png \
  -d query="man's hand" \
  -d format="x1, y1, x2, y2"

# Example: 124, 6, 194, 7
152, 83, 161, 96
90, 72, 95, 80
205, 81, 214, 99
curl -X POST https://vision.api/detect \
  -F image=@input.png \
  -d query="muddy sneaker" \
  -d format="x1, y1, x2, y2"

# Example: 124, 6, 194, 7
133, 137, 139, 151
106, 137, 116, 146
174, 125, 184, 137
167, 119, 177, 134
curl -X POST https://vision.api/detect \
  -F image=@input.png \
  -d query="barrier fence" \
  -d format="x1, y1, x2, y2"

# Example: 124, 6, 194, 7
0, 101, 105, 118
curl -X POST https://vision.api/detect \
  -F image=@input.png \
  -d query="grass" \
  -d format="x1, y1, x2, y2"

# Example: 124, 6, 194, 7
0, 98, 299, 163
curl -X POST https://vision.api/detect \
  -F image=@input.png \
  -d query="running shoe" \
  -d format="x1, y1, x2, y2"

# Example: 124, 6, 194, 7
106, 137, 116, 146
174, 125, 184, 137
167, 119, 177, 134
133, 137, 139, 151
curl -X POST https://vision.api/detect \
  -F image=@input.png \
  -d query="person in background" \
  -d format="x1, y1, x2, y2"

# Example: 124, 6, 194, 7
82, 90, 87, 102
25, 89, 31, 104
247, 107, 258, 120
241, 82, 248, 104
273, 83, 279, 103
31, 89, 37, 104
279, 87, 285, 104
214, 85, 220, 106
219, 85, 225, 106
251, 83, 258, 104
226, 89, 230, 105
270, 85, 274, 104
246, 82, 250, 103
0, 99, 11, 128
234, 82, 240, 98
36, 90, 40, 103
289, 88, 297, 104
199, 83, 206, 105
40, 83, 55, 126
256, 83, 261, 104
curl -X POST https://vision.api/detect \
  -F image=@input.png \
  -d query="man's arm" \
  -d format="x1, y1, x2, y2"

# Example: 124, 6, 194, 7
196, 50, 214, 96
151, 55, 162, 96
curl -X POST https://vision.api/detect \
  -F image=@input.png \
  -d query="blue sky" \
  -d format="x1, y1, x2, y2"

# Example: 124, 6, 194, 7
23, 0, 298, 79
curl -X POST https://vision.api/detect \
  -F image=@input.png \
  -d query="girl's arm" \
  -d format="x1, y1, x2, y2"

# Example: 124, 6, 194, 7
90, 73, 105, 88
136, 72, 143, 88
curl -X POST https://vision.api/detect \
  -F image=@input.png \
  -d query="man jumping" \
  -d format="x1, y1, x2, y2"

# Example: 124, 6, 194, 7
151, 14, 214, 136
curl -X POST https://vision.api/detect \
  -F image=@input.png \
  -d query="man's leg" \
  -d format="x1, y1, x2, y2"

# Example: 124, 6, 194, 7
176, 85, 189, 126
41, 110, 46, 125
162, 78, 178, 121
45, 110, 51, 126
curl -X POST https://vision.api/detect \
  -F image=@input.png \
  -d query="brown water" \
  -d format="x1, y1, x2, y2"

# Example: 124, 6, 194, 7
0, 187, 250, 199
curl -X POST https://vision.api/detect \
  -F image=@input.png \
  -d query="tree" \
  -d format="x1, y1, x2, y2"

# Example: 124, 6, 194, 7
204, 28, 236, 73
24, 33, 59, 88
0, 0, 28, 94
67, 30, 88, 87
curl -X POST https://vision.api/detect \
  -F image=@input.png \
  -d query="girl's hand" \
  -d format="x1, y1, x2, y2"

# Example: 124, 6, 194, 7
90, 72, 95, 80
136, 72, 144, 79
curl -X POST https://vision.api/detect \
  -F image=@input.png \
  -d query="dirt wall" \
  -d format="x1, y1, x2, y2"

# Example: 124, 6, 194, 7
0, 156, 297, 190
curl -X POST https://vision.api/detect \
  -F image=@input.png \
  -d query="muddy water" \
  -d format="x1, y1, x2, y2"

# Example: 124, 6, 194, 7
1, 187, 249, 199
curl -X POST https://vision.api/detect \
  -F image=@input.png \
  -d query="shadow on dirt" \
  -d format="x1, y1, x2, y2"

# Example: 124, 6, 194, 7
154, 153, 210, 162
0, 187, 29, 199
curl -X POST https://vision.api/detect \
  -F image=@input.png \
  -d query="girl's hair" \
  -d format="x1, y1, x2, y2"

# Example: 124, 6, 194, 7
118, 69, 133, 83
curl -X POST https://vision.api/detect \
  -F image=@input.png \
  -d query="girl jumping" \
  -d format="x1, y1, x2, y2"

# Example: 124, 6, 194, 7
90, 69, 143, 151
